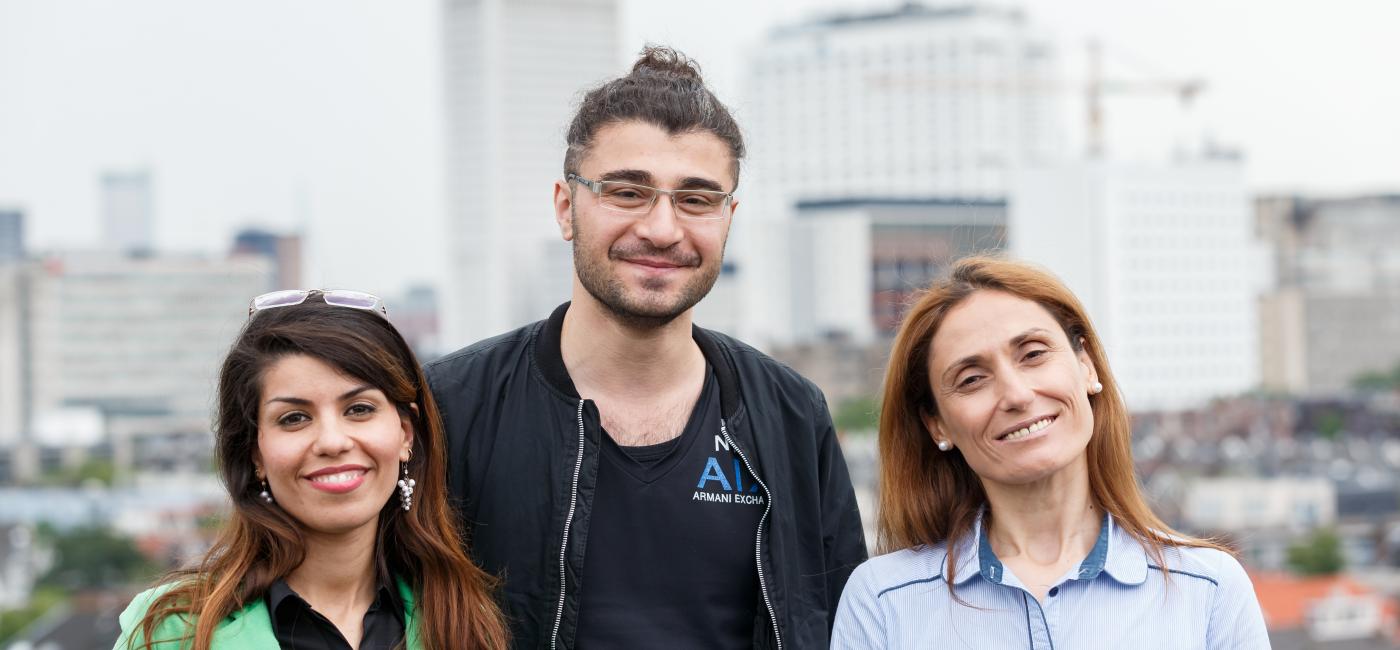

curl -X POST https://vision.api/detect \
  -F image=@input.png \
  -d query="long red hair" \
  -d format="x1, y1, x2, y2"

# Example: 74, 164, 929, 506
878, 256, 1227, 581
126, 297, 507, 649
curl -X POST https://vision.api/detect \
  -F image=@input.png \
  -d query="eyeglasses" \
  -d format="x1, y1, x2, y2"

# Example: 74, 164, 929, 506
567, 173, 733, 221
248, 289, 388, 317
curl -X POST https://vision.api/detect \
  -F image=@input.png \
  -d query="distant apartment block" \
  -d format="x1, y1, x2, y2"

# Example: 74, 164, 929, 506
1257, 195, 1400, 395
1182, 476, 1335, 533
440, 0, 619, 347
1011, 158, 1263, 411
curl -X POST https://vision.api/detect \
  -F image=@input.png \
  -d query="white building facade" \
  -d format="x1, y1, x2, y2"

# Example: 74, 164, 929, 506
737, 5, 1063, 346
20, 252, 271, 446
440, 0, 618, 348
1011, 159, 1263, 411
1182, 476, 1335, 533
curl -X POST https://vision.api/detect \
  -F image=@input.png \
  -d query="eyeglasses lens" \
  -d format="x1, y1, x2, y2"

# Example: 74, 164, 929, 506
323, 291, 380, 310
253, 290, 309, 310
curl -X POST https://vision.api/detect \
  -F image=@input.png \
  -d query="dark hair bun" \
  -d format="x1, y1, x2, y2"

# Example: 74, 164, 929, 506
631, 45, 703, 80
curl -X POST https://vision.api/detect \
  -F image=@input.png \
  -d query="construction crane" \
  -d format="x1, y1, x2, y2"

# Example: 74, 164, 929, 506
1086, 39, 1206, 158
860, 38, 1208, 159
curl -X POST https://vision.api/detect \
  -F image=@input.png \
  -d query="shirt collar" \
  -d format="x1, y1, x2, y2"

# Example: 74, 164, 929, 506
945, 510, 1149, 587
1102, 516, 1151, 585
266, 575, 406, 625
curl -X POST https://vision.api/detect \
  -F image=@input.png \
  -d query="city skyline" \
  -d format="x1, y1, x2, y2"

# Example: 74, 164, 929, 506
1, 0, 1397, 303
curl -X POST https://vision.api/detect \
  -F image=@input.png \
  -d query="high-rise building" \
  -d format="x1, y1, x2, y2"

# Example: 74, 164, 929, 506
747, 5, 1061, 202
101, 168, 155, 253
440, 0, 619, 347
0, 208, 22, 264
231, 227, 303, 291
737, 4, 1063, 346
1257, 195, 1400, 394
1010, 158, 1263, 411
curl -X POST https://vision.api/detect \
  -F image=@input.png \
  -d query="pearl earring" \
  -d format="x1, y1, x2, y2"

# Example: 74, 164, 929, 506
397, 462, 415, 512
936, 439, 952, 452
258, 477, 274, 504
1090, 381, 1104, 395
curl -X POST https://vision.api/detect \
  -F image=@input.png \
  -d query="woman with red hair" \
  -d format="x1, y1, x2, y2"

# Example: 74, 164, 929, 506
832, 257, 1267, 649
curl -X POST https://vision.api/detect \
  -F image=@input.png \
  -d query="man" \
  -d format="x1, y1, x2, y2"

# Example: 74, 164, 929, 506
426, 46, 867, 649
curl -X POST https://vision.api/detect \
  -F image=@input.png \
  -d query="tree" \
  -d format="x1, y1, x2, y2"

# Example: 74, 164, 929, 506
1351, 361, 1400, 392
1286, 528, 1345, 576
1315, 410, 1345, 440
38, 458, 116, 488
833, 395, 880, 435
39, 527, 157, 590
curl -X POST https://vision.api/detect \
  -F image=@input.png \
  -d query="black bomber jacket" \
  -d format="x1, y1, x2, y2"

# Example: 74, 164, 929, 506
424, 303, 868, 650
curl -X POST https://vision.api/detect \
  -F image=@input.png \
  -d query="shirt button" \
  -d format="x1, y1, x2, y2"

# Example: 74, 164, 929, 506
1048, 587, 1060, 597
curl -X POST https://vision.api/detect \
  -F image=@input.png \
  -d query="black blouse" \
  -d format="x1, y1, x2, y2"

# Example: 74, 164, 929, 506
265, 577, 405, 650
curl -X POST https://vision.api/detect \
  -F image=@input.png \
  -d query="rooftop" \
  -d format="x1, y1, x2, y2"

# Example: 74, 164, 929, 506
771, 3, 1025, 39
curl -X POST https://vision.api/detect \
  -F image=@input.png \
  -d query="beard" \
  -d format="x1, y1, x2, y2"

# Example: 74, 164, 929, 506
571, 212, 724, 330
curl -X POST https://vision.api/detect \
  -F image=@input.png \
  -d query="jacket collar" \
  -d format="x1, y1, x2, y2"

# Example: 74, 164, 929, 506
941, 511, 1149, 587
536, 302, 742, 418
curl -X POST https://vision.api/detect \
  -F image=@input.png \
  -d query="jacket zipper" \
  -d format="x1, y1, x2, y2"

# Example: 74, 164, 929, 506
551, 399, 587, 650
721, 419, 782, 650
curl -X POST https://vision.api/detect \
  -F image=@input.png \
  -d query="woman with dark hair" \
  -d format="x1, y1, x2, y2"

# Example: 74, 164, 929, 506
114, 290, 507, 649
832, 257, 1268, 649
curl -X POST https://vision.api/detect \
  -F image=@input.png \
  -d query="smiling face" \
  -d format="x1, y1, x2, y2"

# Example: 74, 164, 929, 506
254, 354, 413, 537
923, 290, 1100, 488
553, 120, 738, 328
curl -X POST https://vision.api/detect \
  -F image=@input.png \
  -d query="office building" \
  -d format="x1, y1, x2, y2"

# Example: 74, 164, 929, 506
22, 251, 272, 446
440, 0, 619, 347
747, 4, 1060, 201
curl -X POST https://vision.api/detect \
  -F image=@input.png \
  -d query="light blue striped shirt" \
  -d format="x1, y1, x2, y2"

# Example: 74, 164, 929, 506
832, 514, 1269, 649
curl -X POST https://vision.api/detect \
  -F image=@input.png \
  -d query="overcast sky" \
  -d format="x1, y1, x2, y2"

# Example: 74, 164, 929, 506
1, 0, 1396, 295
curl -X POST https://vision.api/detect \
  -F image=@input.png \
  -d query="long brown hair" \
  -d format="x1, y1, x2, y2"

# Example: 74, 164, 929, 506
128, 296, 508, 649
878, 256, 1226, 582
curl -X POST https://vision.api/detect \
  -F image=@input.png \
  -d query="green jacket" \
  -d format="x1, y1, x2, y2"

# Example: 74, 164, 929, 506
113, 577, 421, 649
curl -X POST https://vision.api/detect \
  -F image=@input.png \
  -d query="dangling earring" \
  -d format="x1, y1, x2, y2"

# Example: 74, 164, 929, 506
397, 462, 415, 512
1090, 381, 1104, 395
258, 475, 274, 504
936, 440, 952, 452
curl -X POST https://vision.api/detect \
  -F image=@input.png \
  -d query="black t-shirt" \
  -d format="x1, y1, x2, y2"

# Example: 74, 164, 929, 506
574, 367, 763, 649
